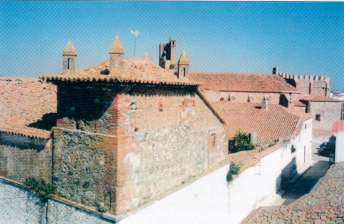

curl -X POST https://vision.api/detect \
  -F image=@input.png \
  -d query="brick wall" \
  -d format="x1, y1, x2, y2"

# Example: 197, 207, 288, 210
114, 85, 227, 214
0, 134, 51, 182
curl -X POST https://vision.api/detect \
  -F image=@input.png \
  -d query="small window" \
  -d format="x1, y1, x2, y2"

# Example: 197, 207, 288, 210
209, 133, 216, 147
159, 103, 163, 112
315, 114, 321, 121
291, 145, 296, 153
220, 97, 224, 101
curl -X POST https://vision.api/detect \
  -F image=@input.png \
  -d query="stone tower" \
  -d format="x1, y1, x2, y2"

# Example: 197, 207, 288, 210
109, 36, 124, 70
159, 39, 176, 69
63, 41, 77, 73
177, 51, 189, 79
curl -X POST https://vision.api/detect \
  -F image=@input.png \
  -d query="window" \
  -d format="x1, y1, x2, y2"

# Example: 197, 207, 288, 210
315, 114, 321, 121
220, 97, 224, 101
291, 145, 296, 153
341, 103, 344, 120
67, 58, 71, 69
208, 132, 217, 149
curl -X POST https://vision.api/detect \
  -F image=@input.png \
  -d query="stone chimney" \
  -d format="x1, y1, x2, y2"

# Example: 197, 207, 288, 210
177, 51, 189, 79
109, 36, 124, 70
63, 41, 77, 73
272, 66, 279, 75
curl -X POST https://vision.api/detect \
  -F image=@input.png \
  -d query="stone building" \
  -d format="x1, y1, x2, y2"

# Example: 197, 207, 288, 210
188, 73, 298, 107
274, 68, 344, 134
274, 68, 330, 97
0, 37, 227, 217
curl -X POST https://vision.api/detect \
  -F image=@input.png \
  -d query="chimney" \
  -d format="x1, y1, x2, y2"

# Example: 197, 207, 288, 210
261, 97, 269, 110
250, 132, 257, 145
177, 51, 189, 79
62, 41, 77, 73
272, 66, 279, 75
109, 36, 124, 70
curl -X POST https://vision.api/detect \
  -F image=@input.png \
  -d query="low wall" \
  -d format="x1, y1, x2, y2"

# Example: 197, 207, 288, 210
0, 134, 51, 182
0, 178, 116, 224
119, 140, 311, 224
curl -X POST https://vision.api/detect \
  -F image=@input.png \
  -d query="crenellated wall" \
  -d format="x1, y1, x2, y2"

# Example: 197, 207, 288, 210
277, 73, 330, 96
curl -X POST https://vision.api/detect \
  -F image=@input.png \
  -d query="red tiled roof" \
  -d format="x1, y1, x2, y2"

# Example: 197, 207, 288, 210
333, 120, 344, 134
189, 73, 298, 93
41, 59, 197, 86
0, 77, 56, 138
300, 95, 343, 102
211, 102, 303, 145
0, 126, 50, 139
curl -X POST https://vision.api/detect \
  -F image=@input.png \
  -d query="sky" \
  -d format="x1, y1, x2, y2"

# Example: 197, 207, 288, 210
1, 2, 343, 91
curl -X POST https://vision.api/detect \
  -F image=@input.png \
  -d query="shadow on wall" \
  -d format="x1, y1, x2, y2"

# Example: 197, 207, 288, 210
29, 113, 60, 131
276, 158, 297, 195
318, 136, 336, 159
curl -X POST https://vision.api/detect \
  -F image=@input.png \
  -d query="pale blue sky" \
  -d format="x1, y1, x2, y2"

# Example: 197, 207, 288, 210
1, 2, 343, 91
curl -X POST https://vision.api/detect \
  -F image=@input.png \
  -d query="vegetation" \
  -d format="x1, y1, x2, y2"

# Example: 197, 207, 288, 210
229, 131, 255, 153
229, 163, 240, 175
24, 177, 56, 202
226, 162, 240, 183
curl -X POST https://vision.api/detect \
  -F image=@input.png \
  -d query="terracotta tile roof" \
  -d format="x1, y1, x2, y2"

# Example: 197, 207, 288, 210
0, 126, 50, 139
189, 73, 298, 93
0, 77, 56, 138
41, 59, 197, 86
300, 95, 343, 102
333, 120, 344, 134
210, 102, 303, 145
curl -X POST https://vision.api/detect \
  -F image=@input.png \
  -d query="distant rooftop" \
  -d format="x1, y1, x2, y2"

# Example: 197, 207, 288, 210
189, 73, 298, 93
210, 102, 304, 145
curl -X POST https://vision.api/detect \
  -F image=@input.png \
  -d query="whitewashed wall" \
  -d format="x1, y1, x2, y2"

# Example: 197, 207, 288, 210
120, 120, 313, 224
336, 131, 344, 163
0, 180, 115, 224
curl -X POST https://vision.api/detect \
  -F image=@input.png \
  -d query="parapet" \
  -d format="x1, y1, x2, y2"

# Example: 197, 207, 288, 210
277, 72, 329, 82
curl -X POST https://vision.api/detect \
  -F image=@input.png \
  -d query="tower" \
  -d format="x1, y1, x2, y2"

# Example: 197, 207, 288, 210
159, 39, 176, 69
63, 41, 77, 73
272, 66, 279, 75
177, 51, 189, 79
109, 36, 124, 70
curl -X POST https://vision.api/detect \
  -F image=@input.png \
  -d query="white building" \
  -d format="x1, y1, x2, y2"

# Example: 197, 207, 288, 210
333, 120, 344, 163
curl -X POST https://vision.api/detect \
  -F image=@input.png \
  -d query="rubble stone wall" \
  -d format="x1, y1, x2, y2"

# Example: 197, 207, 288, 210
52, 128, 117, 214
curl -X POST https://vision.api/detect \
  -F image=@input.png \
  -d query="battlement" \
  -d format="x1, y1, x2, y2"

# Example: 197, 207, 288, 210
277, 72, 329, 82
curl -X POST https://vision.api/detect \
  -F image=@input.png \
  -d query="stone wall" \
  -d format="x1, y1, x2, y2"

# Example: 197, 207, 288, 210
0, 134, 51, 182
52, 128, 117, 214
200, 90, 285, 105
309, 101, 342, 133
114, 85, 227, 214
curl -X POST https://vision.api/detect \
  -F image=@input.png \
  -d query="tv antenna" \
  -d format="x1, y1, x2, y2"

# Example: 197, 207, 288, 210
130, 29, 140, 57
